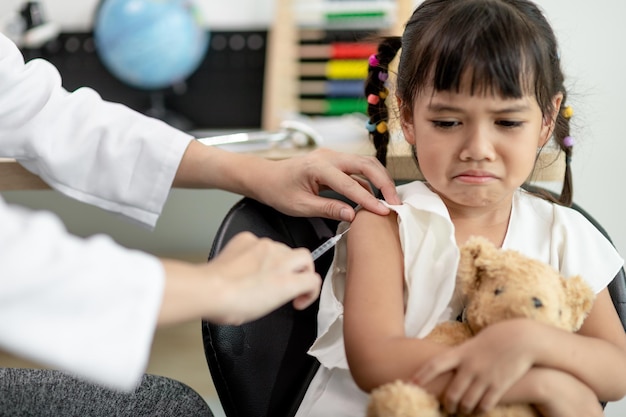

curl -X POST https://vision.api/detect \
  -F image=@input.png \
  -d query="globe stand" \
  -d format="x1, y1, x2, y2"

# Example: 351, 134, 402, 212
145, 89, 193, 131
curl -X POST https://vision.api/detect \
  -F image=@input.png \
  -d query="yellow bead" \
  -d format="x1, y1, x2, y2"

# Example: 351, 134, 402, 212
562, 106, 573, 119
376, 121, 388, 133
379, 88, 389, 99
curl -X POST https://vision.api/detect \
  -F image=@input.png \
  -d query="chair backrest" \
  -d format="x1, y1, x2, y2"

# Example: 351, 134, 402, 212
202, 197, 339, 417
202, 192, 626, 417
568, 201, 626, 329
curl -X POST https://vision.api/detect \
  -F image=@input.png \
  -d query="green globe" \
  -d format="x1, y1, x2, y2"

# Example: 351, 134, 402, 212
94, 0, 209, 90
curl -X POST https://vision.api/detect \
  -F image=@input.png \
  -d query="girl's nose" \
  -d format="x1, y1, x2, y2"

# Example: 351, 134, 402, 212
458, 125, 496, 162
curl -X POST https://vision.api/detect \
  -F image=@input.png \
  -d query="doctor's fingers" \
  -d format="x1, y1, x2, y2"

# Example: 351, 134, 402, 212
307, 150, 400, 213
212, 231, 321, 307
216, 232, 315, 273
335, 153, 400, 206
207, 242, 321, 324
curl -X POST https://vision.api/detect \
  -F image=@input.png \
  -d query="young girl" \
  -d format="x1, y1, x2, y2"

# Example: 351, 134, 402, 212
295, 1, 626, 416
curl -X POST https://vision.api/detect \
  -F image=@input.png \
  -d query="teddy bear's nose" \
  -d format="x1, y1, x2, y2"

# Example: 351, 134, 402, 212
532, 297, 543, 308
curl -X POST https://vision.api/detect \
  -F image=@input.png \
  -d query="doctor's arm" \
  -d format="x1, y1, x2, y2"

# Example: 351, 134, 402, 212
0, 197, 320, 390
172, 139, 400, 222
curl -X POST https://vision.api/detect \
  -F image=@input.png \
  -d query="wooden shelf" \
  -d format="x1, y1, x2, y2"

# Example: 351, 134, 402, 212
262, 0, 413, 131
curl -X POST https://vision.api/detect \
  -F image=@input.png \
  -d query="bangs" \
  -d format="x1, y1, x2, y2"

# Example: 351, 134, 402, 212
402, 1, 547, 101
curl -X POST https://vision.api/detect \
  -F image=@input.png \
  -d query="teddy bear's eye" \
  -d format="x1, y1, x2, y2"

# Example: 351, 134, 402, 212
532, 297, 543, 308
494, 288, 503, 296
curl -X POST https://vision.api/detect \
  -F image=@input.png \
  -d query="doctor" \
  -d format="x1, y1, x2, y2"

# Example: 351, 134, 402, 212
0, 32, 400, 416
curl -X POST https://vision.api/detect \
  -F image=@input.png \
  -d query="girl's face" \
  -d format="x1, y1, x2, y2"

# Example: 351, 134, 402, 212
401, 86, 560, 212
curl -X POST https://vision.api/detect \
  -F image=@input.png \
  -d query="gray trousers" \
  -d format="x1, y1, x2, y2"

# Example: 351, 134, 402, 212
0, 368, 214, 417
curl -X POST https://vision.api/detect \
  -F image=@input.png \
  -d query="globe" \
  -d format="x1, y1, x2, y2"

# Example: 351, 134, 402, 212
93, 0, 209, 90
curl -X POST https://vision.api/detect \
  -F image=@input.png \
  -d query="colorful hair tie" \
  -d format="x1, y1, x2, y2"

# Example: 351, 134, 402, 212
368, 54, 380, 67
367, 94, 380, 105
365, 119, 388, 134
562, 106, 573, 119
378, 71, 389, 82
563, 136, 574, 148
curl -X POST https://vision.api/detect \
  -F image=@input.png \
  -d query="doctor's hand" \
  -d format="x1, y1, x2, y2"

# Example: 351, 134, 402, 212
258, 148, 401, 222
158, 232, 321, 326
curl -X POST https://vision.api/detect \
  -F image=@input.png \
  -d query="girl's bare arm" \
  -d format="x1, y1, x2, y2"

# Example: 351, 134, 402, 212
343, 209, 452, 391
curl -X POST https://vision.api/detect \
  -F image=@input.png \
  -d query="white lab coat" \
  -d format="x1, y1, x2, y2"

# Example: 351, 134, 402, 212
0, 32, 194, 390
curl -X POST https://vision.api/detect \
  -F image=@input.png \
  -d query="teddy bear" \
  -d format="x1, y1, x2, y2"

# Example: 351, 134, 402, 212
366, 236, 596, 417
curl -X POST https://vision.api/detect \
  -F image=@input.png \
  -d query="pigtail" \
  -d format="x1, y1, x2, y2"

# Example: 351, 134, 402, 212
552, 101, 574, 206
365, 36, 402, 167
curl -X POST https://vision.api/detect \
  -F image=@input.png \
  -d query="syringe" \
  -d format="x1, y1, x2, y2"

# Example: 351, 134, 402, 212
311, 227, 350, 261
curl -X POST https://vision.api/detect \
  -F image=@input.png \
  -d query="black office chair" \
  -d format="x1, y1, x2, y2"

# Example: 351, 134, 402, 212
201, 192, 626, 417
201, 197, 339, 417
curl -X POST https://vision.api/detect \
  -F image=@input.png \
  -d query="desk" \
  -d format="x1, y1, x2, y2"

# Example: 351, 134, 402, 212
0, 158, 48, 190
0, 142, 565, 191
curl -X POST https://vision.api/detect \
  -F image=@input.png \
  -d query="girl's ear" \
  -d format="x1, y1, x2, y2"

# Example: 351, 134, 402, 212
539, 93, 564, 147
398, 97, 416, 145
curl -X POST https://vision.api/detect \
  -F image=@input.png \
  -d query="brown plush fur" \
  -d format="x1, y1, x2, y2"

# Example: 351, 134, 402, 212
366, 236, 595, 417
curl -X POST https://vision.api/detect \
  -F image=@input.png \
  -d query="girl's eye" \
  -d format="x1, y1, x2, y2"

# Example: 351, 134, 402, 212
496, 120, 523, 128
432, 120, 459, 129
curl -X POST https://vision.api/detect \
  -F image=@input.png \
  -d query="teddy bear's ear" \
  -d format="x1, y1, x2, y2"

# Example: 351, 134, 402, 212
562, 275, 596, 331
457, 236, 498, 294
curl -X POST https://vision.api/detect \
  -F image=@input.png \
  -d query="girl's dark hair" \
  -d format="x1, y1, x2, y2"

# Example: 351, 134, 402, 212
365, 0, 573, 206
